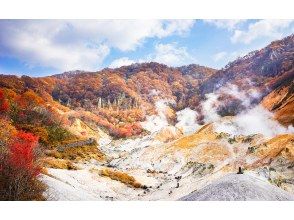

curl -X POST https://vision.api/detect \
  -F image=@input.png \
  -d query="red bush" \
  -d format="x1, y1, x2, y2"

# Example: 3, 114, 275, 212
9, 131, 40, 176
0, 131, 45, 200
0, 89, 9, 114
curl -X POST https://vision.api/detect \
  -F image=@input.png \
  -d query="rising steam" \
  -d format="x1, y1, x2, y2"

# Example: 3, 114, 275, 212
141, 81, 293, 138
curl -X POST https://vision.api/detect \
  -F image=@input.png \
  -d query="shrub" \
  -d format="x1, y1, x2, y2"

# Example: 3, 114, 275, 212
0, 131, 45, 200
247, 146, 257, 153
0, 89, 9, 114
42, 158, 79, 170
17, 124, 49, 145
54, 145, 105, 162
47, 125, 73, 145
99, 168, 142, 188
9, 132, 39, 172
228, 136, 237, 144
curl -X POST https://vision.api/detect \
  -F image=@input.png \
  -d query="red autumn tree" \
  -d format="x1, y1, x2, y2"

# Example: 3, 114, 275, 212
9, 131, 40, 176
0, 89, 9, 114
0, 131, 44, 200
16, 89, 44, 110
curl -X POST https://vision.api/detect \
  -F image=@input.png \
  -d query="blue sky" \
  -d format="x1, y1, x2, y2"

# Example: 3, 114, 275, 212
0, 19, 293, 77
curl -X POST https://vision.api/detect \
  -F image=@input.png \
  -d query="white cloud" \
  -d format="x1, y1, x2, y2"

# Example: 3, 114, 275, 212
231, 19, 294, 44
213, 51, 227, 62
109, 57, 136, 68
110, 42, 196, 68
205, 19, 245, 30
152, 43, 196, 66
0, 20, 195, 71
213, 48, 260, 67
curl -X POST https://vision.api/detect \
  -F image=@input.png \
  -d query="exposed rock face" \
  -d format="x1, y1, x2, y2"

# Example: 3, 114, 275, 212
180, 174, 294, 201
57, 138, 96, 152
154, 126, 183, 142
262, 83, 294, 126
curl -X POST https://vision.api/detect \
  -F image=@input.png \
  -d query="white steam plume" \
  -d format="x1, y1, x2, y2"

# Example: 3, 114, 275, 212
214, 105, 294, 137
202, 92, 221, 123
175, 108, 200, 134
201, 82, 293, 137
141, 99, 174, 133
201, 83, 261, 123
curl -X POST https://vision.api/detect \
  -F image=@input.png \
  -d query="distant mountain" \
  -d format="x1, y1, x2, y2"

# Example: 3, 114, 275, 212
0, 34, 293, 136
200, 34, 294, 95
198, 34, 294, 124
177, 64, 217, 78
49, 62, 217, 112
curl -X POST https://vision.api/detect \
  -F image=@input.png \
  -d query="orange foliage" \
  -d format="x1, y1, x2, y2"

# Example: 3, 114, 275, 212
99, 168, 142, 188
0, 88, 9, 114
16, 89, 44, 109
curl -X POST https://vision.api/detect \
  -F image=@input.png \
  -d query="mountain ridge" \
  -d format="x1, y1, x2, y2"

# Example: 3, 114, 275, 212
0, 34, 293, 137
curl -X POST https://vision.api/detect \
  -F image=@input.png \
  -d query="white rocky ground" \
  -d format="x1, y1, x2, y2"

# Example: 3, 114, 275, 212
40, 106, 294, 201
40, 126, 225, 200
180, 173, 294, 201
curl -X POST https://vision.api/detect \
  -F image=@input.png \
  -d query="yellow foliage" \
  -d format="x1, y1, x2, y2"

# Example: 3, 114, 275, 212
46, 145, 105, 162
0, 118, 17, 145
99, 168, 142, 188
41, 158, 79, 170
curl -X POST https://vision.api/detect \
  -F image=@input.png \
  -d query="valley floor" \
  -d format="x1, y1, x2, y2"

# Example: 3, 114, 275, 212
40, 118, 294, 201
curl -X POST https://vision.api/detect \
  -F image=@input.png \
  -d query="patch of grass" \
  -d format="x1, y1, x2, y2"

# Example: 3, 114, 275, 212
99, 168, 142, 188
248, 146, 257, 153
269, 177, 285, 187
183, 161, 214, 176
228, 136, 237, 144
45, 145, 105, 162
46, 125, 75, 146
242, 134, 256, 143
216, 132, 229, 139
41, 158, 79, 170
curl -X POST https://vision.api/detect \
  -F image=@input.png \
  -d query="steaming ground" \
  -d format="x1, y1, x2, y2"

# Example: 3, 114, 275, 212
41, 84, 294, 200
214, 106, 294, 137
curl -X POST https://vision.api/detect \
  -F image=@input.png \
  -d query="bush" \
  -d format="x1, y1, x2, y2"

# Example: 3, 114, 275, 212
0, 89, 10, 114
0, 131, 45, 200
47, 125, 73, 145
52, 145, 105, 162
228, 136, 237, 144
99, 168, 142, 188
42, 158, 79, 170
247, 146, 257, 153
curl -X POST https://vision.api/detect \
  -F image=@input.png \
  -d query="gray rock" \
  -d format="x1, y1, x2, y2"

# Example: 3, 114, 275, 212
179, 174, 294, 201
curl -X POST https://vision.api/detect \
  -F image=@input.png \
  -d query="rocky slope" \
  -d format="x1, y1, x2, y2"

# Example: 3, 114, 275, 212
180, 174, 294, 201
200, 34, 294, 95
262, 81, 294, 126
41, 112, 294, 200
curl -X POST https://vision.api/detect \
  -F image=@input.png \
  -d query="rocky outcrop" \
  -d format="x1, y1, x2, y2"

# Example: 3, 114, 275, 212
180, 174, 294, 201
57, 138, 96, 152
